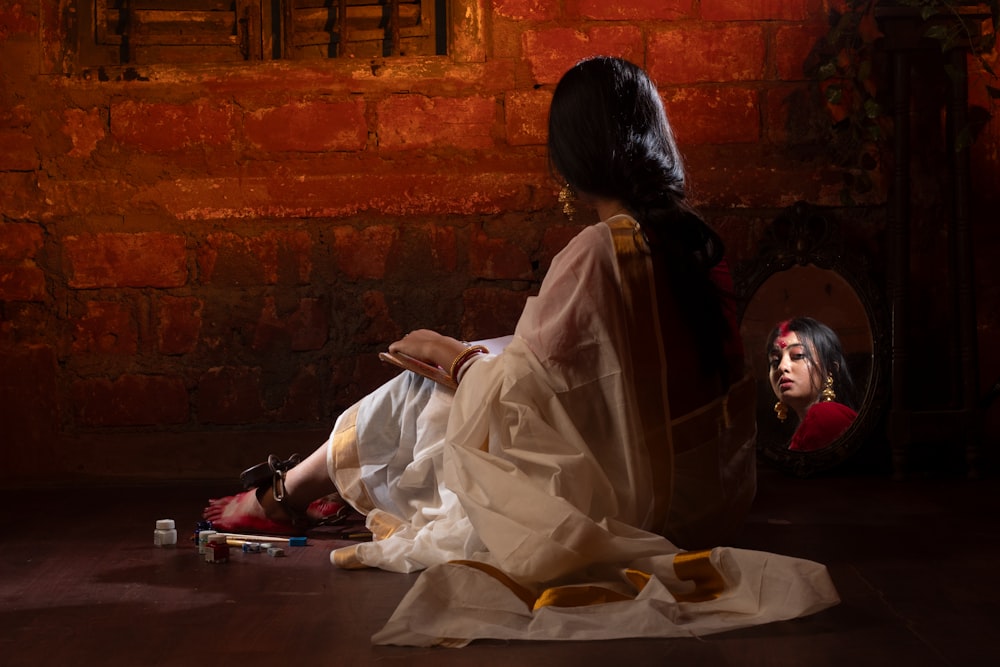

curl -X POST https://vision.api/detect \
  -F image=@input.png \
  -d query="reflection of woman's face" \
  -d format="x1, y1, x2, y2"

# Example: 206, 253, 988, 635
769, 331, 822, 418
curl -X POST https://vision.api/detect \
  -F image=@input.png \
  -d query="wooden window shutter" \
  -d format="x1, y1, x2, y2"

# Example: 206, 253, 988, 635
79, 0, 444, 66
284, 0, 438, 59
93, 0, 264, 64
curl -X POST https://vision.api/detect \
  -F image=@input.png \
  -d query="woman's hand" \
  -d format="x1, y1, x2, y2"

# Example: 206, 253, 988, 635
388, 329, 467, 371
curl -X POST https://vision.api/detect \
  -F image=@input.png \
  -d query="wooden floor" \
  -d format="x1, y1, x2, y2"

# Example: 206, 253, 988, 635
1, 466, 998, 666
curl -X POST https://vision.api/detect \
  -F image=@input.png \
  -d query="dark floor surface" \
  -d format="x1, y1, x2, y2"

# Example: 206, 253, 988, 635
1, 466, 998, 666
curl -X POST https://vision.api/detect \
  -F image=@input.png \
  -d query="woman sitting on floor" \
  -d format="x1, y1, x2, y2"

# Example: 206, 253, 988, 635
205, 56, 837, 647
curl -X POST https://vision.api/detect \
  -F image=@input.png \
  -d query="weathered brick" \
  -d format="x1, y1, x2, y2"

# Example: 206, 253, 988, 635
251, 296, 327, 352
0, 173, 37, 219
0, 3, 38, 39
700, 0, 820, 21
291, 298, 328, 351
0, 301, 49, 343
383, 222, 459, 282
270, 230, 314, 284
158, 295, 203, 355
61, 108, 106, 159
72, 301, 138, 355
347, 168, 546, 216
355, 290, 402, 345
492, 17, 524, 59
278, 365, 322, 422
245, 100, 367, 152
0, 129, 38, 171
663, 87, 761, 145
198, 230, 312, 285
332, 225, 398, 280
377, 95, 497, 151
198, 232, 264, 286
683, 145, 832, 208
0, 105, 32, 128
460, 287, 530, 340
252, 297, 284, 352
469, 232, 533, 280
65, 232, 188, 289
140, 177, 249, 221
567, 0, 693, 20
110, 100, 237, 152
522, 26, 645, 85
648, 25, 766, 85
145, 163, 548, 219
774, 24, 828, 80
505, 89, 552, 146
0, 223, 44, 262
393, 223, 459, 275
0, 264, 46, 301
197, 366, 264, 424
493, 0, 560, 20
72, 375, 189, 426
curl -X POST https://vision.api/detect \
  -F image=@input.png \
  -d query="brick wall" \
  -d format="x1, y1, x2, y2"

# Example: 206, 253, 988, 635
1, 0, 997, 483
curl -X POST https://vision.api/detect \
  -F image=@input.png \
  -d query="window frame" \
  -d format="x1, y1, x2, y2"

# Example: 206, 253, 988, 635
75, 0, 452, 68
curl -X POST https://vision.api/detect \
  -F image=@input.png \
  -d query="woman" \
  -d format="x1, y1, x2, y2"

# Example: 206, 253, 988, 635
205, 57, 837, 646
767, 317, 858, 452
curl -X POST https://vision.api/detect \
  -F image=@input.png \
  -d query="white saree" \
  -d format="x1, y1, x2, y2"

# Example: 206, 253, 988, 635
324, 216, 839, 646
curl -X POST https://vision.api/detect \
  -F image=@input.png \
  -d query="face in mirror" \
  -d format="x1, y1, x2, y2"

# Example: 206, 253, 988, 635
740, 264, 874, 457
765, 318, 859, 451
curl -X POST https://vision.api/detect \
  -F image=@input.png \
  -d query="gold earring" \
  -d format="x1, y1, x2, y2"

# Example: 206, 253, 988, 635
774, 401, 788, 422
820, 374, 836, 402
558, 184, 576, 221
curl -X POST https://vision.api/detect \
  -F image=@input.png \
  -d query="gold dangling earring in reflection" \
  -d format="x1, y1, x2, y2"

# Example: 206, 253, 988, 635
820, 374, 836, 402
558, 184, 576, 221
774, 401, 788, 422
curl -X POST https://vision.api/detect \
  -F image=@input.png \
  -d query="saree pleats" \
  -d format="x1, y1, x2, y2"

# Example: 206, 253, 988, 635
321, 219, 837, 646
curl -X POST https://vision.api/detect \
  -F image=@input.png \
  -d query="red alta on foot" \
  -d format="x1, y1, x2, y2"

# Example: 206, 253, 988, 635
203, 490, 347, 534
203, 491, 291, 533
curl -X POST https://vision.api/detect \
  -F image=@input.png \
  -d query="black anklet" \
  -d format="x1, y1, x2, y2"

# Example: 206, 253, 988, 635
239, 454, 349, 531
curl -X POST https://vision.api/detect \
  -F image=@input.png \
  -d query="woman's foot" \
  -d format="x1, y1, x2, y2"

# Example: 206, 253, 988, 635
203, 489, 345, 534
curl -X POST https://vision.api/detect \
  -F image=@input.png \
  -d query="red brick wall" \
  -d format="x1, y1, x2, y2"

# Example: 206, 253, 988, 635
1, 0, 997, 483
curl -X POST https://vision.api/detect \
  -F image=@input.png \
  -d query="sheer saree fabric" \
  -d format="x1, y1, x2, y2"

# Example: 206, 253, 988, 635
325, 216, 839, 646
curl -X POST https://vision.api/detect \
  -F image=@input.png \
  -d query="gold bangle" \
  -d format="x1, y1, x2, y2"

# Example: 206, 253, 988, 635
448, 345, 489, 383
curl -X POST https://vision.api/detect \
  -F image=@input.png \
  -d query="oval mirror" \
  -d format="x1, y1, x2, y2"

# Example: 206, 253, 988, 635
734, 203, 887, 476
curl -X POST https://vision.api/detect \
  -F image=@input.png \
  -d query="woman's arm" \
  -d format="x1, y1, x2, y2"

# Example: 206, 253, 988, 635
388, 329, 469, 373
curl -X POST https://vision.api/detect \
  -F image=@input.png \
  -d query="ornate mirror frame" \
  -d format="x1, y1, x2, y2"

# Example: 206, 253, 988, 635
733, 202, 889, 476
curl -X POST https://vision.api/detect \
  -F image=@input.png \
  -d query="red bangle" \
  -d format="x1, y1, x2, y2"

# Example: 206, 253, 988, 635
448, 345, 489, 383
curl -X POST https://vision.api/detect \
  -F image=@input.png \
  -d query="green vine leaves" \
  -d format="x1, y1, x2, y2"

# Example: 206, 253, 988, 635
808, 1, 998, 204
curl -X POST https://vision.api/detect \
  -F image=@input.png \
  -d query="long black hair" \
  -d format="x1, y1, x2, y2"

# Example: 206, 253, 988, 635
547, 56, 731, 380
765, 317, 858, 410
